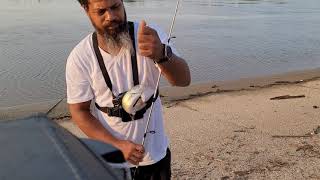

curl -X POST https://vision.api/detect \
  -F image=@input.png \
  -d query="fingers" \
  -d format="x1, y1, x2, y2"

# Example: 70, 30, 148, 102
138, 42, 155, 57
138, 20, 154, 36
128, 152, 143, 165
138, 43, 157, 52
138, 35, 154, 44
127, 145, 144, 165
139, 50, 152, 57
135, 144, 145, 153
138, 20, 146, 35
138, 36, 157, 54
128, 156, 141, 165
137, 20, 162, 60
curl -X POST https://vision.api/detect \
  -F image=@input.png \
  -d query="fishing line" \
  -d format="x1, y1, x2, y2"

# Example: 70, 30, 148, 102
132, 0, 182, 179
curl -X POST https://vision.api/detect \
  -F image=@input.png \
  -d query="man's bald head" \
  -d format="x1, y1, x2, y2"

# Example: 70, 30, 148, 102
77, 0, 123, 9
77, 0, 89, 8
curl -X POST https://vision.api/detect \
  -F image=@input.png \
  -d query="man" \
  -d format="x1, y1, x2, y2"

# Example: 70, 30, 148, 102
66, 0, 190, 179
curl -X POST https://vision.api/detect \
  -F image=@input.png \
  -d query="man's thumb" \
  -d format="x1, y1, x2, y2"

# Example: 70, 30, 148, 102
138, 20, 147, 34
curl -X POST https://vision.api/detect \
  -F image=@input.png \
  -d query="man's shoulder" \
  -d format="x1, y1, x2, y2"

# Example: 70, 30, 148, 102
68, 33, 94, 63
66, 33, 94, 70
72, 33, 93, 55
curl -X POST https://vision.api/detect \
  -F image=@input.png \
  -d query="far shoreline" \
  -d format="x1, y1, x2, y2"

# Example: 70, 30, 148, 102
1, 67, 320, 120
160, 67, 320, 104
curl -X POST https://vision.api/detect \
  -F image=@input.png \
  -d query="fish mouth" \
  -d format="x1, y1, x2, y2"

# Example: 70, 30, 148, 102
132, 97, 141, 108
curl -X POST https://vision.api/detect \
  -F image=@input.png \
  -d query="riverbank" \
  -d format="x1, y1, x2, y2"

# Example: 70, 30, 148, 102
1, 69, 320, 179
1, 68, 320, 120
164, 78, 320, 179
46, 69, 320, 179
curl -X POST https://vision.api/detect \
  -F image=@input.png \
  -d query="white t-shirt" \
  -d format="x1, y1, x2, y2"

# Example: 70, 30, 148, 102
66, 22, 176, 166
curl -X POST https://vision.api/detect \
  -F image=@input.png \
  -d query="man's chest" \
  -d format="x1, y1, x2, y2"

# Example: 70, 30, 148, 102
91, 53, 156, 90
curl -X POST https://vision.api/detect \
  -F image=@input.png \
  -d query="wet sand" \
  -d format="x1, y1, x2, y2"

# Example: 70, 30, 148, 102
2, 68, 320, 120
1, 69, 320, 179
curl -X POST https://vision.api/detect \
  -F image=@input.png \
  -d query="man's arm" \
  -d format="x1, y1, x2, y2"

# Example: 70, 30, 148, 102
68, 101, 144, 165
157, 53, 190, 87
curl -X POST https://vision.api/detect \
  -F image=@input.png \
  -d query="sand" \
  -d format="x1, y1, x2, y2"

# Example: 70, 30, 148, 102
2, 69, 320, 179
51, 77, 320, 180
163, 79, 320, 180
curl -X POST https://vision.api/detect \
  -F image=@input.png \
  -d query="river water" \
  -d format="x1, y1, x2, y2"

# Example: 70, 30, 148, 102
1, 0, 320, 108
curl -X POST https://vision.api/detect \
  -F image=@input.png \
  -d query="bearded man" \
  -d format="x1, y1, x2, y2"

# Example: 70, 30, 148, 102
66, 0, 190, 179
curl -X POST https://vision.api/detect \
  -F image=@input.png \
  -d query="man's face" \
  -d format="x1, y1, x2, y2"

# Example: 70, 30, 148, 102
86, 0, 127, 38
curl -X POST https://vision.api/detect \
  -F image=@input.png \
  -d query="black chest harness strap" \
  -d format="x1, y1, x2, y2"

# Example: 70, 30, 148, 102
92, 21, 159, 122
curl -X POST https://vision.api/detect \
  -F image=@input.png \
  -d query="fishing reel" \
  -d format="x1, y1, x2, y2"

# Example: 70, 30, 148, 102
121, 85, 150, 115
110, 85, 152, 122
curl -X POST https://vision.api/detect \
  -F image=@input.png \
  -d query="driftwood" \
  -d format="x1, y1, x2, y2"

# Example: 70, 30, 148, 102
46, 96, 66, 115
272, 126, 320, 138
270, 95, 305, 100
272, 135, 312, 138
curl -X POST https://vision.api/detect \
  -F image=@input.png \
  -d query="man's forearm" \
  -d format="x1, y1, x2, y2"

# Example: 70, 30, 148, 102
69, 105, 145, 164
70, 109, 121, 149
157, 53, 191, 87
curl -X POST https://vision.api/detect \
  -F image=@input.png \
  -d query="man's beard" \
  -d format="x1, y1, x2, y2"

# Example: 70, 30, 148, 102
104, 20, 134, 56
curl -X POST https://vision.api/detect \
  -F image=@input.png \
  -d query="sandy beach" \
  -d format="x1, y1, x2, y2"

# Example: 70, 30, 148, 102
2, 0, 320, 179
163, 79, 320, 180
53, 74, 320, 179
2, 69, 320, 179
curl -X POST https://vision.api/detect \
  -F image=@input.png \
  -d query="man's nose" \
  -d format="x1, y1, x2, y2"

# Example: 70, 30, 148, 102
105, 10, 116, 21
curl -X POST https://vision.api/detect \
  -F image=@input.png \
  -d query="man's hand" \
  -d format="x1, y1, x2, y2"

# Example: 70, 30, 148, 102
138, 20, 164, 61
116, 140, 145, 165
137, 20, 191, 86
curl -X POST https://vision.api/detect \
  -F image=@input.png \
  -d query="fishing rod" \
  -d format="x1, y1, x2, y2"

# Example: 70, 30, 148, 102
133, 0, 182, 178
46, 95, 66, 116
142, 0, 181, 151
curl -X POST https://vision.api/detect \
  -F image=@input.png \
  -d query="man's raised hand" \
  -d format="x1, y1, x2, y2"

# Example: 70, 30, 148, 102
137, 20, 164, 61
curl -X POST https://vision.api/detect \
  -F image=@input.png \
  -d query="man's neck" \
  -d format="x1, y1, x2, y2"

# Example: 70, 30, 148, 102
97, 34, 121, 56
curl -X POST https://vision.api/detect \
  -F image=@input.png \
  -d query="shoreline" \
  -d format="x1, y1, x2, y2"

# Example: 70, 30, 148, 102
1, 67, 320, 120
53, 69, 320, 179
160, 67, 320, 104
2, 68, 319, 179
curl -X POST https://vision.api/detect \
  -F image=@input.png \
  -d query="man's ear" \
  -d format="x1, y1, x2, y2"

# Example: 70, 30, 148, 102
82, 5, 89, 13
81, 5, 89, 12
